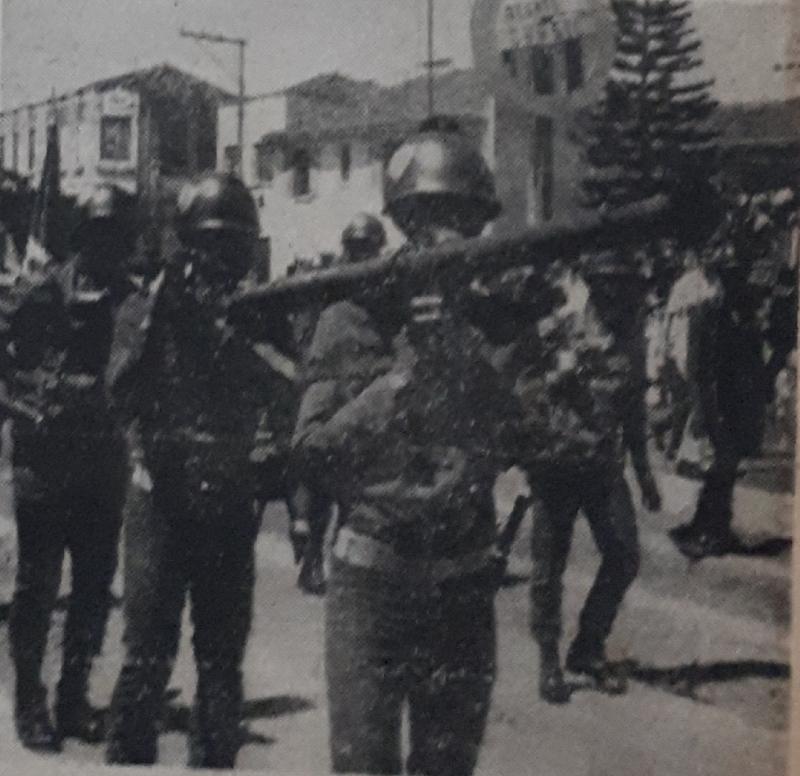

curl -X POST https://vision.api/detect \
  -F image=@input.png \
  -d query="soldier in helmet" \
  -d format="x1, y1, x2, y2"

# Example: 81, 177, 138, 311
105, 173, 296, 769
293, 117, 520, 776
340, 211, 387, 264
288, 212, 388, 595
506, 248, 660, 705
1, 183, 136, 750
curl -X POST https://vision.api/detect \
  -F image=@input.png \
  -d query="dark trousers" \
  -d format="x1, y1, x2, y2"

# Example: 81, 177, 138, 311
106, 467, 260, 769
9, 460, 125, 710
326, 557, 496, 776
528, 468, 639, 649
690, 439, 741, 537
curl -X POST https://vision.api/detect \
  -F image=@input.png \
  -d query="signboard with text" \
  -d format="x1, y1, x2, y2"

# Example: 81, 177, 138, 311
497, 0, 595, 48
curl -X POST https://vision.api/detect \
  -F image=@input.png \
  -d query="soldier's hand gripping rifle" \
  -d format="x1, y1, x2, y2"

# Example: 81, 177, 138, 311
229, 195, 674, 317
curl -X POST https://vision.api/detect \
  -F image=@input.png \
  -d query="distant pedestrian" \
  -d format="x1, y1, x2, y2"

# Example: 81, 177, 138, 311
670, 252, 771, 559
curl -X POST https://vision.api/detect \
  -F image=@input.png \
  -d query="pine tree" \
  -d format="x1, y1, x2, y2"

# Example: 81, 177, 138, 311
583, 0, 719, 210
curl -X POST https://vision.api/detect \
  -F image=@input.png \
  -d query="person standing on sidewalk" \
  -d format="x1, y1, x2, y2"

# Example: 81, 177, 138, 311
293, 118, 519, 776
669, 252, 771, 559
2, 184, 136, 750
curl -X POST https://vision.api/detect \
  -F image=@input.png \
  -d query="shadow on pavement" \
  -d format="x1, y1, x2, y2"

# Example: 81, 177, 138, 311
617, 659, 789, 699
732, 538, 792, 558
160, 694, 315, 737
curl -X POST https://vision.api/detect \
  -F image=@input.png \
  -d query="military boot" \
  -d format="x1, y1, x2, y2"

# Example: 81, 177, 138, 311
537, 641, 570, 704
565, 636, 627, 695
15, 683, 60, 753
55, 659, 106, 743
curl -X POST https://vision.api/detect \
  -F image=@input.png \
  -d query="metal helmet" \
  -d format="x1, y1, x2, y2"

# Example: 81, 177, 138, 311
175, 173, 259, 243
341, 213, 387, 255
383, 116, 501, 224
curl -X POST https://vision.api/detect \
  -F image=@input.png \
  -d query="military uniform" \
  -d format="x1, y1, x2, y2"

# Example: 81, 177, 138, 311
294, 118, 517, 776
105, 174, 295, 769
2, 244, 132, 748
512, 263, 643, 702
287, 212, 388, 595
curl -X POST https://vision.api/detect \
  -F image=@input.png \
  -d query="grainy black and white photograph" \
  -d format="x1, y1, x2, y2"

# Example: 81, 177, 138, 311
0, 0, 795, 774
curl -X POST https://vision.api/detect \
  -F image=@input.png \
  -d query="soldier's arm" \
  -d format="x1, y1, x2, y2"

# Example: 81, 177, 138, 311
104, 273, 164, 422
291, 300, 395, 485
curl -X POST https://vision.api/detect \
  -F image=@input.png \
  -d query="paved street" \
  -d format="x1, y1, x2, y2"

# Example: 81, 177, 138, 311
0, 459, 791, 776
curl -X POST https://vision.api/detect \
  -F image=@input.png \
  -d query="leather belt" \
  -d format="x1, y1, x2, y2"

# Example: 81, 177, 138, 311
333, 526, 496, 584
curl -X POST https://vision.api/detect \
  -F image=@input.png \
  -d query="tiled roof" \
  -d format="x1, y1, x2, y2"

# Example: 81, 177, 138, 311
265, 69, 489, 141
1, 63, 235, 114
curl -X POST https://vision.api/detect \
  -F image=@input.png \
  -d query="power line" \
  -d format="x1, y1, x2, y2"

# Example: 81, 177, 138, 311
180, 28, 247, 176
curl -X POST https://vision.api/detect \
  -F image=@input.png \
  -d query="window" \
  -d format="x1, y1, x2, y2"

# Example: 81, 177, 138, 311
292, 148, 311, 198
12, 131, 19, 171
530, 116, 554, 223
254, 144, 274, 185
501, 49, 518, 79
100, 115, 132, 161
340, 143, 351, 181
565, 38, 584, 92
530, 46, 555, 95
28, 128, 35, 171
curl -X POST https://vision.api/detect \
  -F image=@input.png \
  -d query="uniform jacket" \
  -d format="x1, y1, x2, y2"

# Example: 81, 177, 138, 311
293, 292, 521, 559
510, 269, 636, 474
0, 256, 131, 493
107, 253, 297, 487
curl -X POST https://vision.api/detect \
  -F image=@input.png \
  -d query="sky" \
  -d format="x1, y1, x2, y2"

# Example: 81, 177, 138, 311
0, 0, 793, 110
0, 0, 475, 109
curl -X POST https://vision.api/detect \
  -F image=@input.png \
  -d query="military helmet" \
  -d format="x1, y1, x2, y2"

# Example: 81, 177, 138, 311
383, 116, 501, 224
341, 213, 387, 252
176, 173, 259, 243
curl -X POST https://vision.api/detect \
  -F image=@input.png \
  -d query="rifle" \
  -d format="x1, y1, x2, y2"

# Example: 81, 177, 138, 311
230, 196, 672, 313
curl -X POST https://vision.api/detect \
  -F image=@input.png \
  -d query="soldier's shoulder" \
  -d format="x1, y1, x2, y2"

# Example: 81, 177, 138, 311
305, 299, 389, 382
312, 300, 382, 352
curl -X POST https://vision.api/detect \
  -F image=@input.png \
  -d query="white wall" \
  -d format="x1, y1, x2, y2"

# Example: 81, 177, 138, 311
217, 93, 287, 181
251, 137, 401, 278
0, 86, 139, 197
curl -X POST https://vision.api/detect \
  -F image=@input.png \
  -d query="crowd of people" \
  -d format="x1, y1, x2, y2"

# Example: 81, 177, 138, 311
0, 116, 794, 774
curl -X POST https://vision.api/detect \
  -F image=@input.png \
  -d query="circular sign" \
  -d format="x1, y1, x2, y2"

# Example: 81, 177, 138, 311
498, 0, 595, 48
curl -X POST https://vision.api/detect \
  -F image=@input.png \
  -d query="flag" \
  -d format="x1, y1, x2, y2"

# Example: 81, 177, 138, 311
23, 120, 65, 278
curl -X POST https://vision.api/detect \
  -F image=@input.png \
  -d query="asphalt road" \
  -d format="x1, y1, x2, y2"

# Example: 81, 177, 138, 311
0, 460, 791, 775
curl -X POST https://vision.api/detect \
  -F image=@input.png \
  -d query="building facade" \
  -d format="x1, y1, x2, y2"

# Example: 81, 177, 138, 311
0, 64, 229, 200
219, 0, 612, 278
218, 72, 493, 277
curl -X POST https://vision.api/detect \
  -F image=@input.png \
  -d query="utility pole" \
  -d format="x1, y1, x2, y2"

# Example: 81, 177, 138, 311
420, 0, 451, 117
180, 27, 247, 175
